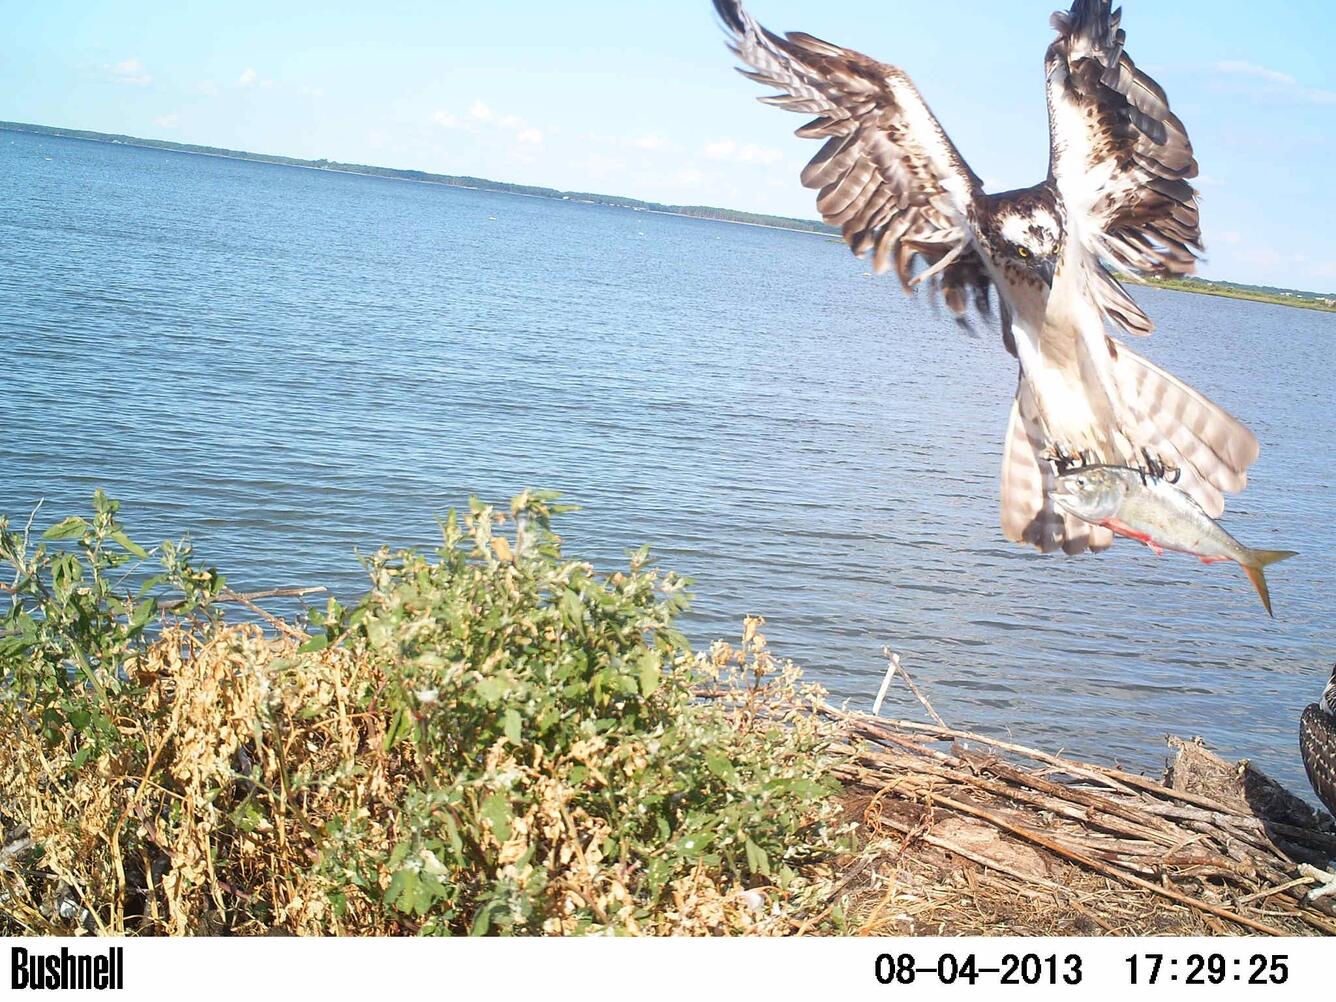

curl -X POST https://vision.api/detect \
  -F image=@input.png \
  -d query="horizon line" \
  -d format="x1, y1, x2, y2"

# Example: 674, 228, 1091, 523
4, 117, 1333, 300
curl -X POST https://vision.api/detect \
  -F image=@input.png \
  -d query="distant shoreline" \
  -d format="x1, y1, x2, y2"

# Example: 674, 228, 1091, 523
1124, 274, 1336, 314
0, 119, 834, 239
5, 119, 1332, 311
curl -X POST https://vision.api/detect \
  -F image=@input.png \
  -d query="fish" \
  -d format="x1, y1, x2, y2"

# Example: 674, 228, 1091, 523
1050, 465, 1297, 616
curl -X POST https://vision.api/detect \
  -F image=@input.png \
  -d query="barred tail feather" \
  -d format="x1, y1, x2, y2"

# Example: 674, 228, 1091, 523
1113, 344, 1259, 512
1001, 381, 1113, 555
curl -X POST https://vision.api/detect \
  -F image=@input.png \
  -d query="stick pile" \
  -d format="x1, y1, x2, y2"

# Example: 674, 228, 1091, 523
815, 666, 1336, 936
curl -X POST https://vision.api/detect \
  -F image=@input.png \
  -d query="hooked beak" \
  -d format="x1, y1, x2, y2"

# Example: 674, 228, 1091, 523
1035, 257, 1055, 287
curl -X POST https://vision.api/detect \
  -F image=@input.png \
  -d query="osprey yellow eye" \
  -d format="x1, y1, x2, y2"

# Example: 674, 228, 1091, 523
1017, 246, 1030, 258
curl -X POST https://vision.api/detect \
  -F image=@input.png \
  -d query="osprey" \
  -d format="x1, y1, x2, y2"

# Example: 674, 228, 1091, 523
1299, 666, 1336, 902
714, 0, 1260, 554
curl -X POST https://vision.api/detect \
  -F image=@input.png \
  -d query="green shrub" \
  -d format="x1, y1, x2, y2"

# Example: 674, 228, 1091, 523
0, 489, 222, 752
314, 490, 847, 933
1, 491, 848, 935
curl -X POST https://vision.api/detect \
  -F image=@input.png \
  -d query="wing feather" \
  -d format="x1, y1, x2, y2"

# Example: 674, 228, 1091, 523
1300, 701, 1336, 818
714, 0, 992, 323
1046, 0, 1202, 336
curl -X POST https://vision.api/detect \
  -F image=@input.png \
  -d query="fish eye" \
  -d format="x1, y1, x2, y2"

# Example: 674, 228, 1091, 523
1017, 246, 1030, 258
1075, 477, 1086, 488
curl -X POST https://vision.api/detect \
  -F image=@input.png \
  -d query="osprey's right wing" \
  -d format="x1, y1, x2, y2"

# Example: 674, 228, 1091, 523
1045, 0, 1201, 336
714, 0, 993, 325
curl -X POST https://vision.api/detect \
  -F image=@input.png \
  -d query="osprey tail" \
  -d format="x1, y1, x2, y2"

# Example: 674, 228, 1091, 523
1110, 343, 1259, 517
1000, 379, 1113, 554
1000, 342, 1260, 555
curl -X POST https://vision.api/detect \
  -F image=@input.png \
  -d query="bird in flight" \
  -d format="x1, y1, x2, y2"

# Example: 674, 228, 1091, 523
713, 0, 1259, 554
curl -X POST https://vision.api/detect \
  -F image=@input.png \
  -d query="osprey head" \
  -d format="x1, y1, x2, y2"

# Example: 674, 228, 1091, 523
976, 191, 1064, 289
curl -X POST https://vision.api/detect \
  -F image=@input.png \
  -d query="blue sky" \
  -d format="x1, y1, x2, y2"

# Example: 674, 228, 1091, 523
4, 0, 1334, 289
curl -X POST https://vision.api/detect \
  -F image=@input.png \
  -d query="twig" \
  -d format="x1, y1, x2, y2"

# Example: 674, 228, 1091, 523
871, 653, 897, 718
849, 715, 1142, 794
855, 870, 900, 935
223, 593, 310, 641
879, 647, 949, 729
917, 790, 1289, 936
158, 586, 327, 612
870, 812, 1081, 900
1236, 877, 1313, 905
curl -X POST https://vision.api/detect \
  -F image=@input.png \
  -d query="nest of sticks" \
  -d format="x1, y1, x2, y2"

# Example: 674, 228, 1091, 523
819, 656, 1336, 936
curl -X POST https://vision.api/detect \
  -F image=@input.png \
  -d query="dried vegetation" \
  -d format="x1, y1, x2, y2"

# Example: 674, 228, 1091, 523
2, 492, 1333, 936
1, 492, 847, 935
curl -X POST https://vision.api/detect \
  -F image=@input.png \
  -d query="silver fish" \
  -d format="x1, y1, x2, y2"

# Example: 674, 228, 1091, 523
1051, 465, 1297, 616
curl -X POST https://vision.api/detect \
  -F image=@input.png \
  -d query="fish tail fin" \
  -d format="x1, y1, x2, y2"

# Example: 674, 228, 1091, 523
1241, 550, 1298, 618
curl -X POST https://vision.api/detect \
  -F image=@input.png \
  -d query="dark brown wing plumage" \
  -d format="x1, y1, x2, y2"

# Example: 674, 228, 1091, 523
1301, 700, 1336, 818
1046, 0, 1201, 335
1303, 670, 1336, 817
714, 0, 993, 323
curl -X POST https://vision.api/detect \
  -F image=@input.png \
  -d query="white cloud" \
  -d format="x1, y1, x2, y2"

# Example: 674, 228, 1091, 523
153, 113, 180, 129
1215, 60, 1296, 86
299, 85, 326, 98
702, 139, 783, 165
233, 67, 274, 89
109, 58, 152, 87
631, 134, 668, 151
435, 101, 545, 146
675, 167, 704, 185
1213, 60, 1336, 105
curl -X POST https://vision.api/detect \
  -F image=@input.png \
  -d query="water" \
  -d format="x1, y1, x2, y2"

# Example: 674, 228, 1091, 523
3, 128, 1333, 796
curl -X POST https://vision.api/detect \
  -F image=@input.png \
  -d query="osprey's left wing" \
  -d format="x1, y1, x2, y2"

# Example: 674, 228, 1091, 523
1300, 701, 1336, 819
1301, 669, 1336, 818
714, 0, 992, 323
1046, 0, 1200, 336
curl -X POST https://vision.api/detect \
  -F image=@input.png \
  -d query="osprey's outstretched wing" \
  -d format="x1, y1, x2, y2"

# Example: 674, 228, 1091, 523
1046, 0, 1201, 336
714, 0, 992, 323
